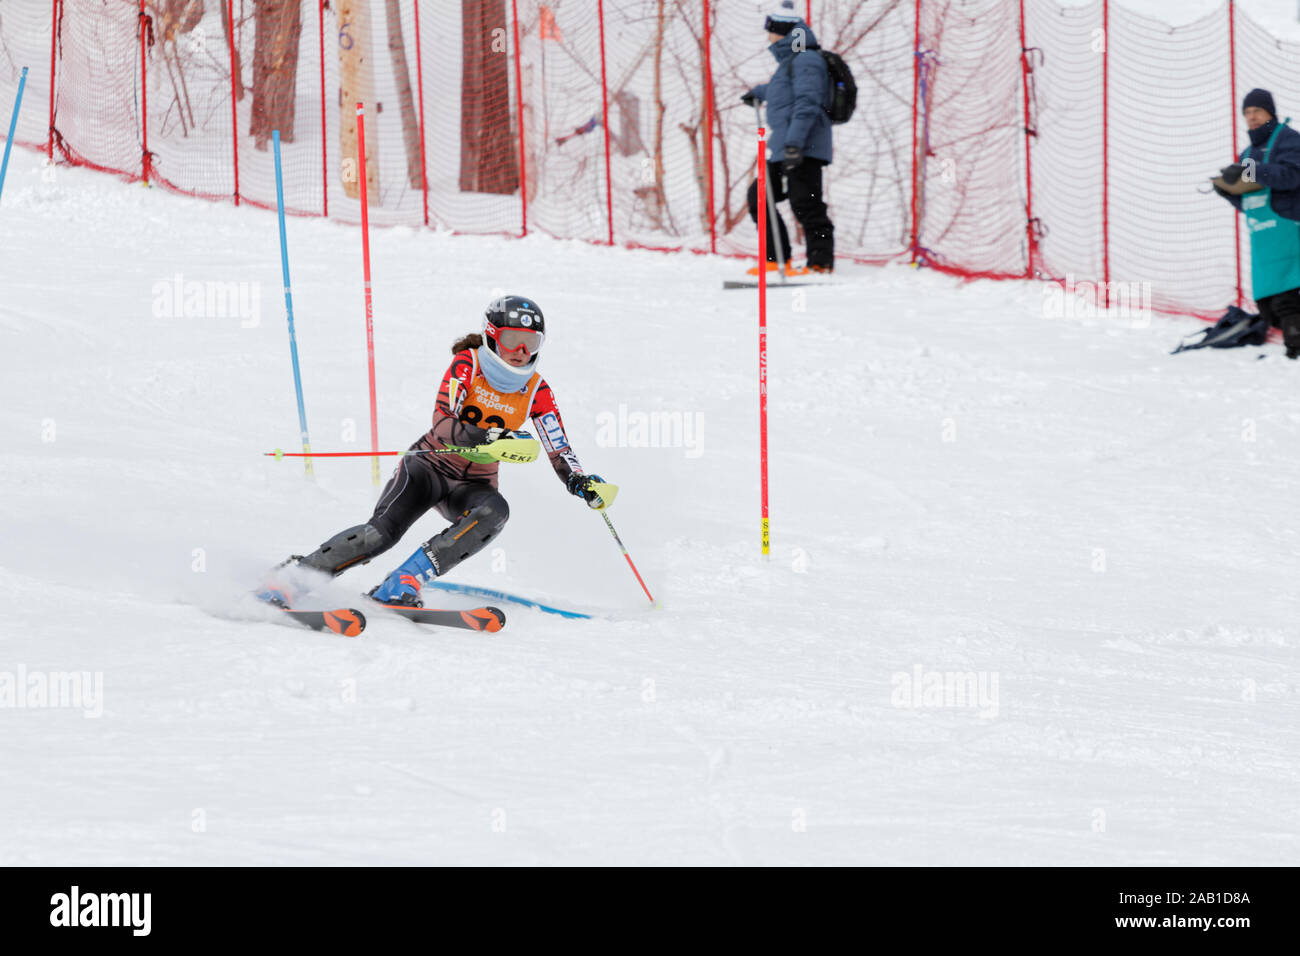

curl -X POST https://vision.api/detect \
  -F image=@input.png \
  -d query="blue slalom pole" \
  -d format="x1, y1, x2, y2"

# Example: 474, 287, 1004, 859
0, 67, 29, 206
273, 129, 314, 478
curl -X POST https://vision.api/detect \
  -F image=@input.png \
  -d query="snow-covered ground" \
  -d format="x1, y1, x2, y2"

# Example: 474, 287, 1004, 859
1, 147, 1296, 865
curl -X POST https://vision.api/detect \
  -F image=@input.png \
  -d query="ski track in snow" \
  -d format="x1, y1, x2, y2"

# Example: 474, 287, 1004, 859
0, 150, 1296, 865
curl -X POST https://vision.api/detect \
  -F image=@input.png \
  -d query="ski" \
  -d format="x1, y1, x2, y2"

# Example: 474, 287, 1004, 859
424, 580, 593, 619
281, 607, 367, 636
373, 604, 507, 632
722, 279, 839, 289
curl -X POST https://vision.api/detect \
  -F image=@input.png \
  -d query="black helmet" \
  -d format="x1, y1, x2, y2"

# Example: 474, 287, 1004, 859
483, 295, 546, 359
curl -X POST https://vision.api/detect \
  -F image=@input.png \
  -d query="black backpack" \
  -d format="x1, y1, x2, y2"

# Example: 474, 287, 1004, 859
1170, 306, 1272, 354
818, 51, 857, 125
788, 49, 857, 125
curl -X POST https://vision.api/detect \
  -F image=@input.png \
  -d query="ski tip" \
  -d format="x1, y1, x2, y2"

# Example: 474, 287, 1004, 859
322, 608, 366, 637
461, 607, 506, 632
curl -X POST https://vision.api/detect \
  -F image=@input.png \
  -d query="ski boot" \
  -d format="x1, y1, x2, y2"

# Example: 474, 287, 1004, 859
255, 555, 305, 608
367, 547, 437, 608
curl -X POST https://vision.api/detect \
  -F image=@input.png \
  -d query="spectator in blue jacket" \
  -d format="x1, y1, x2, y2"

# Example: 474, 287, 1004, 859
741, 2, 835, 275
1214, 88, 1300, 357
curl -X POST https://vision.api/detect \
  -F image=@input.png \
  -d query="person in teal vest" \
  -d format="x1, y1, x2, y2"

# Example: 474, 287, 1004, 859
1215, 89, 1300, 359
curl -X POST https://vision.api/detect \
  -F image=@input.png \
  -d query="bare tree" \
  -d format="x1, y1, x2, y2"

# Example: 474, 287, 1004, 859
250, 0, 301, 150
460, 0, 518, 194
384, 0, 424, 190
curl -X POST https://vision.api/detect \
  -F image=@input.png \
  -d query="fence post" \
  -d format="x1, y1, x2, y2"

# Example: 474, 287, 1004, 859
696, 0, 717, 252
510, 0, 528, 237
1229, 0, 1242, 307
319, 0, 329, 216
227, 0, 240, 205
1102, 0, 1110, 307
909, 0, 921, 263
1018, 0, 1036, 278
598, 0, 615, 245
138, 0, 150, 183
47, 0, 59, 161
414, 0, 430, 226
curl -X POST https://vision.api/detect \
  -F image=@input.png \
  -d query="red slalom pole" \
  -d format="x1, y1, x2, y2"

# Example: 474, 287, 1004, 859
757, 127, 770, 560
356, 102, 380, 487
600, 511, 656, 606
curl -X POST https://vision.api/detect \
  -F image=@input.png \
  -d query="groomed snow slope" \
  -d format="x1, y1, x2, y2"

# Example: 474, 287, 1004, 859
0, 149, 1296, 865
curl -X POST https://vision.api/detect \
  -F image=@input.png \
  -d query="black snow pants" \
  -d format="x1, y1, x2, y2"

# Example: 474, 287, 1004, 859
746, 158, 835, 268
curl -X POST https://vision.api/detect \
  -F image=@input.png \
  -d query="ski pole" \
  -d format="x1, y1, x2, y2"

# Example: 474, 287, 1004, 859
0, 67, 29, 206
264, 435, 540, 463
597, 508, 656, 607
754, 102, 788, 284
273, 129, 313, 478
266, 449, 431, 459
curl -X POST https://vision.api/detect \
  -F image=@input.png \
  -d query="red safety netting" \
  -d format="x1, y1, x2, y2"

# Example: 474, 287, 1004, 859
0, 1, 54, 152
1233, 7, 1300, 311
1, 1, 1296, 318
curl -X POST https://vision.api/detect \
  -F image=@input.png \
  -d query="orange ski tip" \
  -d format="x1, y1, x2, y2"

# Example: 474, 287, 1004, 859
461, 608, 505, 632
323, 610, 364, 637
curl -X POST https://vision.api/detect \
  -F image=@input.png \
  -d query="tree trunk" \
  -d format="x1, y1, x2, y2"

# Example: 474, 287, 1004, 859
383, 0, 424, 190
338, 0, 380, 201
249, 0, 301, 149
460, 0, 518, 194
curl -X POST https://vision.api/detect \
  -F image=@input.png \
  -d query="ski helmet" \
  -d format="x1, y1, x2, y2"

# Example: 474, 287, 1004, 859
483, 295, 546, 360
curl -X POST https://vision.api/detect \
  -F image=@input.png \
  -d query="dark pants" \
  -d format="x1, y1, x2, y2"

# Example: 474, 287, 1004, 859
298, 452, 508, 578
1256, 288, 1300, 355
746, 159, 834, 268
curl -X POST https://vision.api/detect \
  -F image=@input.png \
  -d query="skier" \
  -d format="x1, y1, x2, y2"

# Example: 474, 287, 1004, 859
260, 295, 610, 608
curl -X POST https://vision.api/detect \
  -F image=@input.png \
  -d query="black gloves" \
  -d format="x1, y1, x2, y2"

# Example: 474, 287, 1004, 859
1220, 163, 1246, 185
782, 145, 803, 172
566, 473, 607, 509
740, 91, 758, 108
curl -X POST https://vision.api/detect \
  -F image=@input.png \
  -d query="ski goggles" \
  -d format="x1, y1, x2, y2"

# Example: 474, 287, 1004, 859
494, 327, 545, 356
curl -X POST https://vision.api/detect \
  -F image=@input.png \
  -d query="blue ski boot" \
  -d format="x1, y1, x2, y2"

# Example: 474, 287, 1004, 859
255, 555, 305, 608
367, 546, 437, 607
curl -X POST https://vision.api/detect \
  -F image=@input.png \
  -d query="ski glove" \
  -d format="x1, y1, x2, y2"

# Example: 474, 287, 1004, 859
484, 427, 519, 443
1220, 163, 1246, 186
782, 145, 803, 172
567, 473, 607, 509
740, 91, 758, 108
